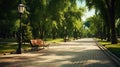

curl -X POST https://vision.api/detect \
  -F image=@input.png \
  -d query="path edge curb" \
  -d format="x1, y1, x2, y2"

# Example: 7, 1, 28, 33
95, 39, 120, 67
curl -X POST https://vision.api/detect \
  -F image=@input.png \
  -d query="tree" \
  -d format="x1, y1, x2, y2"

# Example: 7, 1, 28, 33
0, 0, 19, 38
22, 23, 33, 42
84, 15, 103, 38
64, 2, 84, 39
85, 0, 119, 44
0, 0, 84, 41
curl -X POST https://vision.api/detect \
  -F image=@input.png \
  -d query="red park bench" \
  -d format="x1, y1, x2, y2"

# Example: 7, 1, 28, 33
30, 39, 49, 50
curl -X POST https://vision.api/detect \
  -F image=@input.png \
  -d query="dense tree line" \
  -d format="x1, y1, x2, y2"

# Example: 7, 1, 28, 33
0, 0, 84, 41
85, 0, 120, 44
2, 0, 120, 45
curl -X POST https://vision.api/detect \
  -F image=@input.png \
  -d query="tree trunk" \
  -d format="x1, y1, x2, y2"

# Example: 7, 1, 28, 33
106, 24, 110, 41
102, 25, 107, 40
110, 0, 117, 44
40, 25, 44, 40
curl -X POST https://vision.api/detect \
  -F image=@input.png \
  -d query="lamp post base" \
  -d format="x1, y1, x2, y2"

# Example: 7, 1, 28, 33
16, 43, 22, 54
16, 47, 22, 54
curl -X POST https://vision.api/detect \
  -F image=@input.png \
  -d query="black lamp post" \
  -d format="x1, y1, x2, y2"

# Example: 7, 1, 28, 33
16, 3, 25, 54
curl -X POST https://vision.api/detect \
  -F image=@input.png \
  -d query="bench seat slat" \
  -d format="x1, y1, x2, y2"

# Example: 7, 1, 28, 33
30, 39, 49, 48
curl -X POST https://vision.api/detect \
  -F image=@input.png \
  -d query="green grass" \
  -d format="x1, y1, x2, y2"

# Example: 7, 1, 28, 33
0, 38, 66, 54
97, 39, 120, 58
0, 38, 32, 54
45, 38, 64, 43
0, 42, 31, 54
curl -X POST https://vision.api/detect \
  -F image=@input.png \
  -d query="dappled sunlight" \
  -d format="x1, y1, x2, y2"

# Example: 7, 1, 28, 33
83, 60, 111, 66
0, 53, 42, 63
57, 38, 96, 46
0, 38, 117, 67
59, 42, 81, 45
0, 0, 120, 66
34, 54, 73, 63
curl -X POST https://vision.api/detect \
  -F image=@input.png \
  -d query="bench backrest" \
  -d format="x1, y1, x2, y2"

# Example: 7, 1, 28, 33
30, 39, 44, 47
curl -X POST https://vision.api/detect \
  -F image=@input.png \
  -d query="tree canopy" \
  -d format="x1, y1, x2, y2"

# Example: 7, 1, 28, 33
1, 0, 120, 45
0, 0, 84, 41
85, 0, 120, 44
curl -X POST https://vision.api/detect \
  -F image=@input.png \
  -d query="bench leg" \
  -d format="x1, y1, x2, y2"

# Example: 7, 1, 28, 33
31, 46, 39, 51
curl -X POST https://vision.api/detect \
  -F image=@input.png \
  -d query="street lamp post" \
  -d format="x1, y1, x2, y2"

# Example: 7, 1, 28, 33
16, 3, 25, 54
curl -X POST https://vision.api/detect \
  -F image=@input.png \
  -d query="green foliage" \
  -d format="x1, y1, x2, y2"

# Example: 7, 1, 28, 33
0, 0, 19, 38
0, 0, 86, 54
83, 15, 102, 37
85, 0, 120, 43
84, 21, 90, 28
22, 23, 33, 42
26, 0, 84, 39
0, 0, 85, 40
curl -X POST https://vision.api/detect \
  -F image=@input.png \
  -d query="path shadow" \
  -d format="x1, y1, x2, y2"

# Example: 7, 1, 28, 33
0, 48, 117, 67
0, 38, 117, 67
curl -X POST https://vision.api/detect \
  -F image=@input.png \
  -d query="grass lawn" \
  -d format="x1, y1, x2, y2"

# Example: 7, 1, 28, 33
0, 42, 31, 54
45, 38, 64, 43
0, 38, 66, 54
97, 39, 120, 58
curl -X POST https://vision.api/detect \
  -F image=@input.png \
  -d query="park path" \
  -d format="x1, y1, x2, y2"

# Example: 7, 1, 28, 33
0, 38, 118, 67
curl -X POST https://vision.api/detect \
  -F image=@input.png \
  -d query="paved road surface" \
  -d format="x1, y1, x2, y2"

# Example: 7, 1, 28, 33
0, 38, 118, 67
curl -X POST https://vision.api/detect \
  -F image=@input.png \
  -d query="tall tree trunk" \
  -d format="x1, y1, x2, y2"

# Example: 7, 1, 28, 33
40, 23, 44, 40
52, 27, 56, 39
110, 0, 117, 44
103, 25, 107, 40
106, 23, 110, 41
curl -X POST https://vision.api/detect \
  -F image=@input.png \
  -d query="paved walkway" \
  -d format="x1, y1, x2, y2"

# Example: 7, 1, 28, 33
0, 38, 118, 67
